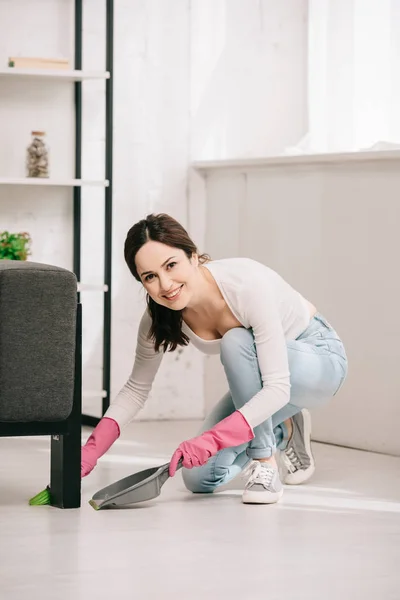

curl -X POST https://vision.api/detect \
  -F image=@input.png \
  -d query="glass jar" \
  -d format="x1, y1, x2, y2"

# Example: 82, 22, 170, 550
26, 131, 49, 178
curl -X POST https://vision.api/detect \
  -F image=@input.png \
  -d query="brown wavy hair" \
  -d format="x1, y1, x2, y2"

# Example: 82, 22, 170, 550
124, 213, 210, 352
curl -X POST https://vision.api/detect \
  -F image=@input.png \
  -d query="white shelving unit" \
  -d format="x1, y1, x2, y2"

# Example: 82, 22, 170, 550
0, 0, 114, 426
0, 67, 110, 82
0, 178, 109, 187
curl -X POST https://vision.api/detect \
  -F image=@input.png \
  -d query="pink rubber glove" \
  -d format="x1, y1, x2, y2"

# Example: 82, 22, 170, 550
169, 410, 254, 476
81, 417, 120, 477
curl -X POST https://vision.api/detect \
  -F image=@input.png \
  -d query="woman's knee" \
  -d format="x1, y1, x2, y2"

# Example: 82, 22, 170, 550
182, 465, 217, 494
182, 449, 249, 493
220, 327, 255, 367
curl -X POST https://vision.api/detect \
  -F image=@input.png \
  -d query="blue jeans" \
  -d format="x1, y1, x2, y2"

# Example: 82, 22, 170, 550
182, 313, 348, 493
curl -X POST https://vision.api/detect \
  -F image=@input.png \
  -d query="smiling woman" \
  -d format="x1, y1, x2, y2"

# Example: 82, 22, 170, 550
124, 214, 211, 352
79, 213, 348, 505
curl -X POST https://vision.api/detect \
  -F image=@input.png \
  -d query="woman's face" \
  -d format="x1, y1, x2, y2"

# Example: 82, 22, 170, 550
135, 240, 199, 310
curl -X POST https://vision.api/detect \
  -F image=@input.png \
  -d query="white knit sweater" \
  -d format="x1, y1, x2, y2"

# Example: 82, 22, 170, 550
104, 258, 311, 430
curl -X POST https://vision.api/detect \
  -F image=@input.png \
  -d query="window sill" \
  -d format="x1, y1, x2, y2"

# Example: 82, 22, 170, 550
192, 149, 400, 173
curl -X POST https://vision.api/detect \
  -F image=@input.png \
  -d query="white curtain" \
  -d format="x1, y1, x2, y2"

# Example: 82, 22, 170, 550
307, 0, 400, 153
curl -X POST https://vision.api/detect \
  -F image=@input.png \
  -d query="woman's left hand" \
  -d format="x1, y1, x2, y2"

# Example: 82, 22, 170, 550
169, 435, 215, 475
169, 410, 254, 476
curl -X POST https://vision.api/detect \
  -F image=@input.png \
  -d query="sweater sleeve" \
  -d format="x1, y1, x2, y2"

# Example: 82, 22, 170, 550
237, 281, 291, 429
103, 309, 163, 429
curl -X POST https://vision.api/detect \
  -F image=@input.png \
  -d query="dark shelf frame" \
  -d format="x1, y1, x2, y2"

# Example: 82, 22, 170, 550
74, 0, 113, 427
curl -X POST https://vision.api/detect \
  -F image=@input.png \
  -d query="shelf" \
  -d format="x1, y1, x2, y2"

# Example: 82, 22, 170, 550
77, 283, 109, 292
0, 67, 110, 82
192, 149, 400, 172
82, 390, 107, 399
0, 178, 109, 187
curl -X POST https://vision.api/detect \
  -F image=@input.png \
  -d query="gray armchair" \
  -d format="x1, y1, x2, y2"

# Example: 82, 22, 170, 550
0, 261, 81, 508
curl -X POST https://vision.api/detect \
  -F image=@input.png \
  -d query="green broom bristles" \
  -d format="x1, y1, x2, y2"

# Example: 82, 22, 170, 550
29, 486, 51, 506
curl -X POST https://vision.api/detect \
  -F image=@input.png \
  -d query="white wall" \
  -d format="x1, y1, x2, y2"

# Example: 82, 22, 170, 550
307, 0, 400, 153
111, 0, 205, 421
192, 155, 400, 456
0, 0, 307, 422
190, 0, 308, 160
188, 0, 308, 423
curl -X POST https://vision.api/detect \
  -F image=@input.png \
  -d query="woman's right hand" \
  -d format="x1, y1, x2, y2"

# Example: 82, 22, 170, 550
81, 417, 121, 478
81, 444, 99, 477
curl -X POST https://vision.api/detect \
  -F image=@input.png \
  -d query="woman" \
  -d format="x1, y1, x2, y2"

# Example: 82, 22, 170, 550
82, 213, 348, 504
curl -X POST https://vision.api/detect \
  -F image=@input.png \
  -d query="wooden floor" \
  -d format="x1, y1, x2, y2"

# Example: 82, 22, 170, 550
1, 420, 399, 600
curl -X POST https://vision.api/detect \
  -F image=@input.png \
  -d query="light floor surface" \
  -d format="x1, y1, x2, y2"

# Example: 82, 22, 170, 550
1, 420, 399, 600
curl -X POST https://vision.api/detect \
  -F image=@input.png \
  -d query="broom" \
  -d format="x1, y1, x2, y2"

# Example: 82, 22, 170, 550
29, 486, 51, 506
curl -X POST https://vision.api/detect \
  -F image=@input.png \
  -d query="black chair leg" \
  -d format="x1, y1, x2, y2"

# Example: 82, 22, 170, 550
50, 303, 82, 509
50, 430, 81, 508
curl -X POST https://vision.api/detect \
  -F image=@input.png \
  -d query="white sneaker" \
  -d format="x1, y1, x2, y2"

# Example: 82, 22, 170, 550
242, 461, 284, 504
283, 409, 315, 485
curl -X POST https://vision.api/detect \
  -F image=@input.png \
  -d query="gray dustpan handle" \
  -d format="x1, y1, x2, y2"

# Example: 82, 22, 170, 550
158, 458, 183, 487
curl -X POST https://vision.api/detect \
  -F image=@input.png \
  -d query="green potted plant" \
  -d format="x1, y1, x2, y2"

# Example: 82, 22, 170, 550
0, 231, 32, 261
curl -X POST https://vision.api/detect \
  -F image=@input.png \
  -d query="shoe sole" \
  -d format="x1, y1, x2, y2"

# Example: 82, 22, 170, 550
242, 489, 284, 504
285, 409, 315, 485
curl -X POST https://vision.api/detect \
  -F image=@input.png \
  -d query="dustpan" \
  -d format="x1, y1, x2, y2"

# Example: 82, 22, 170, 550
89, 460, 182, 510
